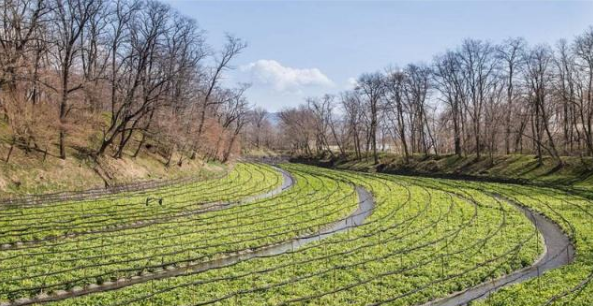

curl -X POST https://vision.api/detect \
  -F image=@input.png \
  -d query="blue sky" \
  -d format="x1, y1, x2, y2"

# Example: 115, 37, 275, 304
164, 0, 593, 112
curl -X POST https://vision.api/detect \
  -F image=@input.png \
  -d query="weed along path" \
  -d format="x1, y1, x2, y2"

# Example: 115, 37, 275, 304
421, 193, 574, 306
3, 185, 374, 306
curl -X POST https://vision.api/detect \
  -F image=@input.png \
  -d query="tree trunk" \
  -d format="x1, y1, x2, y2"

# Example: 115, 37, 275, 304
453, 101, 462, 157
59, 63, 70, 160
5, 137, 15, 163
133, 132, 146, 158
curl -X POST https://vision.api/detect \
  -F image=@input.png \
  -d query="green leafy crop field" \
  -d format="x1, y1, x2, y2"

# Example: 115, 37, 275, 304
0, 163, 590, 306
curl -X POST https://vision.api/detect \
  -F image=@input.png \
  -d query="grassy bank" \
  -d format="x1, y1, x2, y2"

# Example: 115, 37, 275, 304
293, 152, 593, 189
0, 120, 225, 195
0, 149, 225, 196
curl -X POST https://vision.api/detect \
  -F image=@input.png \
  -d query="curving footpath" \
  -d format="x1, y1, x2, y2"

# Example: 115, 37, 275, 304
4, 185, 374, 306
421, 193, 575, 306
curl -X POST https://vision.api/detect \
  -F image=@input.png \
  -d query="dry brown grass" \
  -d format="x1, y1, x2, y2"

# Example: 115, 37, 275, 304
0, 127, 224, 196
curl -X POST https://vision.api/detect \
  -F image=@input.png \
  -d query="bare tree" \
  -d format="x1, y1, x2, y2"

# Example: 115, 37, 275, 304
47, 0, 99, 159
0, 0, 47, 92
432, 51, 467, 157
0, 0, 253, 166
497, 37, 526, 154
306, 95, 335, 155
189, 34, 246, 159
279, 26, 593, 163
222, 90, 249, 162
356, 72, 385, 164
573, 27, 593, 156
524, 44, 561, 164
341, 91, 364, 160
250, 107, 268, 148
458, 39, 498, 160
554, 39, 578, 154
384, 68, 410, 162
405, 64, 435, 155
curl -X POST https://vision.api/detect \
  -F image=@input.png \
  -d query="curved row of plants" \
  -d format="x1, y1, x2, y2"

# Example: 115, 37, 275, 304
463, 182, 593, 305
0, 164, 358, 302
36, 164, 540, 306
0, 164, 230, 207
0, 163, 282, 246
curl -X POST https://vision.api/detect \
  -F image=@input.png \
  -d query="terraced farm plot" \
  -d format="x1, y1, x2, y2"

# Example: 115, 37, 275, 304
0, 163, 591, 305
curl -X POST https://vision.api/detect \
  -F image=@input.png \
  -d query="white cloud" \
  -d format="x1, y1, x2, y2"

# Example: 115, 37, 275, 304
346, 77, 358, 89
239, 60, 334, 92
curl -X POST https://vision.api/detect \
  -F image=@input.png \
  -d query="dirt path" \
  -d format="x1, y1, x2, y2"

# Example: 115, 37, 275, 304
420, 193, 574, 306
4, 186, 373, 306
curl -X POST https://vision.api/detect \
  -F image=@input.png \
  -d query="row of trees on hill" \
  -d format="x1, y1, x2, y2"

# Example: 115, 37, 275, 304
277, 27, 593, 165
0, 0, 251, 164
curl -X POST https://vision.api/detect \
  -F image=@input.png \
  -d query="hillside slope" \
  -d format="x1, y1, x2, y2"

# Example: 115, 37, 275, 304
0, 150, 224, 195
0, 129, 224, 196
294, 153, 593, 189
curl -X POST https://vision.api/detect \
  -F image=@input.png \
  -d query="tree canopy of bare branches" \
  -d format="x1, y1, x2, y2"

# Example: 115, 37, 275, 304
277, 26, 593, 166
0, 0, 252, 164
